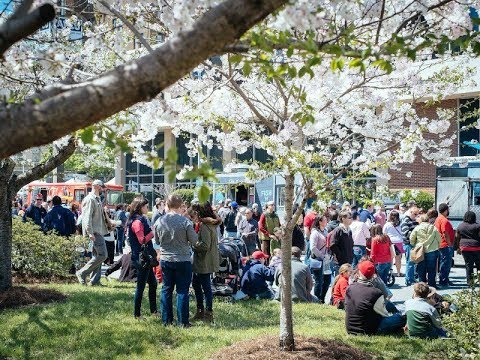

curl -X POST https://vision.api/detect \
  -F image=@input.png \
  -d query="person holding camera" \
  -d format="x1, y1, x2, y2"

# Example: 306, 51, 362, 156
128, 197, 158, 319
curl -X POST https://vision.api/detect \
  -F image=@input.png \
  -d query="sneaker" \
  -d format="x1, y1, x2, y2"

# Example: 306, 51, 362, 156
151, 312, 161, 318
75, 271, 86, 285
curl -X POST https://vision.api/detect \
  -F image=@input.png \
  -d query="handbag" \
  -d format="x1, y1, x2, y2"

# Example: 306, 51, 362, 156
410, 244, 425, 264
139, 244, 159, 269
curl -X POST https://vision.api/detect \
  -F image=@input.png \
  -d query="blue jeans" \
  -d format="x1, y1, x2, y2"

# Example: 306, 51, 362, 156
160, 260, 192, 325
439, 247, 454, 285
417, 250, 439, 287
134, 263, 158, 317
375, 262, 392, 285
403, 244, 416, 286
192, 273, 213, 311
377, 313, 406, 334
311, 267, 323, 300
352, 245, 367, 269
225, 231, 237, 238
331, 262, 340, 278
115, 227, 125, 254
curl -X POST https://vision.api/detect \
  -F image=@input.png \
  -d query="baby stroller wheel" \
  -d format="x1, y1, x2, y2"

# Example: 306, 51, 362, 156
386, 268, 395, 287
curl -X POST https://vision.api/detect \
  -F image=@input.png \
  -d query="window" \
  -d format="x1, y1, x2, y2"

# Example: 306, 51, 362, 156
74, 189, 85, 203
458, 98, 480, 156
276, 185, 285, 208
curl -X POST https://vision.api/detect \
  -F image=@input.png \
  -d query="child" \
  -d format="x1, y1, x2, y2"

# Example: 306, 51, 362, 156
270, 248, 282, 272
331, 263, 353, 309
404, 282, 447, 338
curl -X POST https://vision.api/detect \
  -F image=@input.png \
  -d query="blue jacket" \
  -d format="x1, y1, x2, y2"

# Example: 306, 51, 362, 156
241, 260, 275, 297
43, 205, 76, 236
128, 214, 153, 262
23, 204, 47, 227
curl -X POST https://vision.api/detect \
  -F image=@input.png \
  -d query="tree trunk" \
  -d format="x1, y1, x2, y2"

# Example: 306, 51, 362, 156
0, 161, 15, 291
279, 174, 295, 350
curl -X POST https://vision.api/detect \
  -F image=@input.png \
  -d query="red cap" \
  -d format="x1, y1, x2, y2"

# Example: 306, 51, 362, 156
35, 194, 43, 200
252, 251, 269, 260
358, 261, 375, 279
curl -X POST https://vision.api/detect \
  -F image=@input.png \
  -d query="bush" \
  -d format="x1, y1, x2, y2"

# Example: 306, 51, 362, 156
442, 277, 480, 359
12, 218, 84, 277
399, 190, 434, 211
122, 191, 140, 205
171, 188, 195, 204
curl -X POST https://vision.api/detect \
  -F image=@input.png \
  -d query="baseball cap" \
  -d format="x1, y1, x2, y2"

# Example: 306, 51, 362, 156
252, 251, 269, 260
230, 201, 238, 208
155, 197, 162, 205
92, 179, 104, 187
358, 261, 376, 279
266, 201, 275, 206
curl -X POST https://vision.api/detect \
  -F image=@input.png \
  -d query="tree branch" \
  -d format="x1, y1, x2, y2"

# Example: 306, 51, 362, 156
0, 3, 55, 57
0, 0, 288, 159
0, 158, 15, 181
97, 0, 154, 54
10, 0, 33, 20
13, 137, 76, 191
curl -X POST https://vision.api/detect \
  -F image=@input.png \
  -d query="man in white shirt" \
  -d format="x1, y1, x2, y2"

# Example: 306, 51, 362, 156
350, 211, 371, 269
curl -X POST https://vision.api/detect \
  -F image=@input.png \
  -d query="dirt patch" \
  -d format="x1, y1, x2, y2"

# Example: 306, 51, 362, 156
211, 335, 372, 360
0, 286, 67, 310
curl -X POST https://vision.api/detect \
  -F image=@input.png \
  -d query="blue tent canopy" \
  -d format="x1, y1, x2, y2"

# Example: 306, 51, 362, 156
463, 141, 480, 150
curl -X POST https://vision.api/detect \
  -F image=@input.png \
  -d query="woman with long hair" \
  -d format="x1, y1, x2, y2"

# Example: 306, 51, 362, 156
191, 201, 221, 323
456, 210, 480, 285
331, 263, 353, 309
410, 209, 441, 287
370, 224, 394, 284
383, 210, 404, 277
309, 215, 328, 302
128, 197, 158, 319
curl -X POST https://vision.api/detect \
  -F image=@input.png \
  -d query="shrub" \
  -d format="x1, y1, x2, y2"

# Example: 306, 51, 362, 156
442, 277, 480, 359
399, 189, 434, 211
12, 218, 84, 277
171, 188, 195, 204
122, 191, 140, 205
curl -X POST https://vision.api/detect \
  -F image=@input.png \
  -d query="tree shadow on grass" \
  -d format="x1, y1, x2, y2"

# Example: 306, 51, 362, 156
8, 307, 53, 360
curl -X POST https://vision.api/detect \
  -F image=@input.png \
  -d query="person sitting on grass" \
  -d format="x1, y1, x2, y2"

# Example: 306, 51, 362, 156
275, 246, 316, 303
270, 248, 282, 272
240, 251, 275, 299
104, 246, 137, 282
345, 261, 406, 335
404, 282, 448, 339
331, 263, 352, 309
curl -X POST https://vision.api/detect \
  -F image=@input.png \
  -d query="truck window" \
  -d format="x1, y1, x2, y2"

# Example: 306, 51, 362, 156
473, 182, 480, 206
74, 189, 85, 203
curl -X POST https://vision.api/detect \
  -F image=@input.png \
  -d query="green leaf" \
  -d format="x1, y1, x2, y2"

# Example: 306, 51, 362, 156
349, 58, 363, 68
229, 54, 243, 64
286, 46, 294, 58
243, 62, 252, 76
287, 66, 297, 78
298, 66, 307, 78
198, 183, 211, 203
80, 128, 94, 144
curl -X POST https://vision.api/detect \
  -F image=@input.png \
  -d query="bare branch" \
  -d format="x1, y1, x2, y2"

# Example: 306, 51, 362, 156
98, 0, 154, 54
0, 3, 55, 57
13, 137, 76, 191
0, 0, 288, 159
375, 0, 386, 45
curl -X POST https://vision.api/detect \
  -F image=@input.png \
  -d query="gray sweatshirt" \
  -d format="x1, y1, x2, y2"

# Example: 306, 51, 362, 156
154, 213, 198, 262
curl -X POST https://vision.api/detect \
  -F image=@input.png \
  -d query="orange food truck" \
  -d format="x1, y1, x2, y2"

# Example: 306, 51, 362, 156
24, 180, 124, 209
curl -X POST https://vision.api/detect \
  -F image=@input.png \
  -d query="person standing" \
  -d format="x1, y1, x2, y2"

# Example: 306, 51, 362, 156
359, 202, 375, 226
401, 205, 419, 286
43, 195, 76, 236
309, 215, 328, 301
383, 211, 404, 278
435, 203, 455, 287
223, 201, 239, 238
329, 211, 354, 274
128, 198, 158, 318
76, 180, 110, 286
115, 204, 128, 255
251, 203, 261, 222
370, 224, 394, 285
191, 202, 221, 323
23, 193, 47, 228
258, 201, 281, 258
350, 211, 371, 269
155, 194, 198, 327
455, 211, 480, 285
237, 208, 259, 254
374, 205, 387, 228
410, 210, 441, 287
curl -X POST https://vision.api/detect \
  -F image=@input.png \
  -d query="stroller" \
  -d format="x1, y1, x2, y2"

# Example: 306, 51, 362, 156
212, 237, 248, 297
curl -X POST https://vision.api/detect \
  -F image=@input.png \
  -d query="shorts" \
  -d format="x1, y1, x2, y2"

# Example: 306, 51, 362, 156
394, 243, 405, 255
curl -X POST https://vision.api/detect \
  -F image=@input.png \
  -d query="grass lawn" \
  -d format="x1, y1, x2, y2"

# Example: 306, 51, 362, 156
0, 282, 448, 360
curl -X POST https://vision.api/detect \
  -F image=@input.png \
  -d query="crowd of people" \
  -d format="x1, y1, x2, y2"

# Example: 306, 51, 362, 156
16, 182, 480, 337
